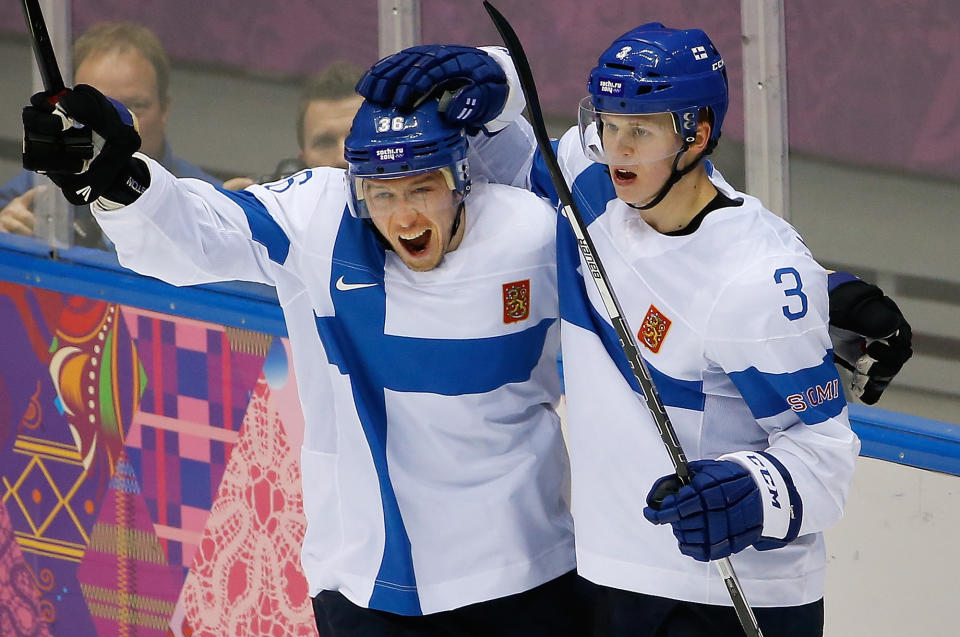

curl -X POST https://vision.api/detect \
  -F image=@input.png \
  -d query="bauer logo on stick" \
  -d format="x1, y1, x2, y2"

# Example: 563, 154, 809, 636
502, 280, 530, 324
639, 305, 671, 353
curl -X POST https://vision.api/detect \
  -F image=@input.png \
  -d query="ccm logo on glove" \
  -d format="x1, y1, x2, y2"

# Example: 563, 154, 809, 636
745, 453, 781, 510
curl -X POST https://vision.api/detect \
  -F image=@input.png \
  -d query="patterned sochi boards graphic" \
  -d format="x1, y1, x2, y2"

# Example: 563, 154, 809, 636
0, 285, 142, 636
119, 307, 269, 583
75, 455, 182, 636
0, 499, 54, 637
177, 338, 317, 637
0, 282, 319, 636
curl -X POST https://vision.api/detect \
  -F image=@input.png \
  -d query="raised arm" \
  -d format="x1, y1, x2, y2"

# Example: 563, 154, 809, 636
21, 84, 313, 287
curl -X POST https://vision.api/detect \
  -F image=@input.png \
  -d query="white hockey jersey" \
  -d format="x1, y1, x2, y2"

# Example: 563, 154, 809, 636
92, 156, 574, 616
473, 120, 860, 607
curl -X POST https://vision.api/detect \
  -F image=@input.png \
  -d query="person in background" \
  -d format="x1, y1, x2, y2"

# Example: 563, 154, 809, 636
224, 61, 364, 190
0, 22, 221, 247
298, 61, 365, 170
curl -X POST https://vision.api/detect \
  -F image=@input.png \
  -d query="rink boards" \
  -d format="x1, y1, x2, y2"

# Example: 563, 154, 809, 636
1, 235, 957, 637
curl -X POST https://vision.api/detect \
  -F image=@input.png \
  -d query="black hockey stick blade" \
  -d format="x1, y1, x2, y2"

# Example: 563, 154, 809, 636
21, 0, 66, 101
482, 1, 571, 211
482, 3, 764, 636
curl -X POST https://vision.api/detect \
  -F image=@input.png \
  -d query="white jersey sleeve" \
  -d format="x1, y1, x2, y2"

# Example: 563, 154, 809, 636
464, 48, 541, 191
97, 158, 575, 615
706, 248, 860, 541
92, 154, 339, 287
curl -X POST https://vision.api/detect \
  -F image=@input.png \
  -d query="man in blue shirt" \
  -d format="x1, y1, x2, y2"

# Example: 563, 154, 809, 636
0, 22, 218, 247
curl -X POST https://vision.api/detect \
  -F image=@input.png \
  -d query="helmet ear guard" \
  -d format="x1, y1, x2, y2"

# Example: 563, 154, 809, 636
673, 106, 719, 154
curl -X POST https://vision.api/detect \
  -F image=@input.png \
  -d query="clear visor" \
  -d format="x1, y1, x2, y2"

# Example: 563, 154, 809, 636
578, 97, 684, 167
350, 166, 464, 219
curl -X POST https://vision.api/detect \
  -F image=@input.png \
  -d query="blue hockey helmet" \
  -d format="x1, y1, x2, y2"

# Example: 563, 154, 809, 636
585, 22, 728, 151
344, 99, 470, 218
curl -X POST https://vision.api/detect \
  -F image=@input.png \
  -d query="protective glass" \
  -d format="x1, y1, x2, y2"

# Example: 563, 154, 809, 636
578, 97, 685, 167
349, 167, 463, 219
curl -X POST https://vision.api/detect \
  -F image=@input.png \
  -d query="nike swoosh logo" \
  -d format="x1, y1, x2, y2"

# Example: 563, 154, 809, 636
335, 276, 378, 291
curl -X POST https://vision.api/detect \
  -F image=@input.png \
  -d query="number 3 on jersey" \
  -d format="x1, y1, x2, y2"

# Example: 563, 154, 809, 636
774, 267, 807, 320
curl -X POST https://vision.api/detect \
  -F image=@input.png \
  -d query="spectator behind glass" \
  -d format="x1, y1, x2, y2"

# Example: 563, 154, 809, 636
298, 61, 364, 169
225, 61, 365, 191
0, 22, 221, 248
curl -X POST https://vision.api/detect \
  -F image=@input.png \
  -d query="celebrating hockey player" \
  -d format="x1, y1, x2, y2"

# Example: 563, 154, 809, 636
20, 86, 582, 636
357, 24, 912, 637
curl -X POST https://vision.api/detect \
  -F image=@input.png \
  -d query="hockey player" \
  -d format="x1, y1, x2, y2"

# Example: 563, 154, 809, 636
20, 86, 580, 636
357, 25, 912, 636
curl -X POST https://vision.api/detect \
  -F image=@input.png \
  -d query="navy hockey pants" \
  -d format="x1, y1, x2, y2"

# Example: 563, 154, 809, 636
580, 577, 823, 637
312, 569, 587, 636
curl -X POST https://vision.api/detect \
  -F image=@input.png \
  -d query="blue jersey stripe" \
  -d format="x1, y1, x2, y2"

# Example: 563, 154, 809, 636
216, 188, 291, 264
313, 212, 556, 615
316, 212, 418, 614
531, 140, 561, 203
728, 352, 847, 424
531, 143, 615, 229
557, 212, 704, 411
648, 364, 705, 412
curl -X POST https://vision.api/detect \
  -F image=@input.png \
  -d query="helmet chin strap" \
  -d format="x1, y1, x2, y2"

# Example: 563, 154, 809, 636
450, 199, 465, 238
627, 144, 705, 211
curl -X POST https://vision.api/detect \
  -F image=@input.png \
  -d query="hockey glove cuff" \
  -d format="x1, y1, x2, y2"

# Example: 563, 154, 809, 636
716, 451, 802, 551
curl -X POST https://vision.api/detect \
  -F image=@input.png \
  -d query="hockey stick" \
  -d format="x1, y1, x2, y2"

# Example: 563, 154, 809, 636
481, 3, 764, 636
20, 0, 93, 159
21, 0, 66, 101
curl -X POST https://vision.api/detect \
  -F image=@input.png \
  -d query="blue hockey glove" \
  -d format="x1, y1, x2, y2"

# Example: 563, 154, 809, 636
643, 459, 763, 562
828, 272, 913, 405
23, 84, 148, 207
357, 44, 508, 132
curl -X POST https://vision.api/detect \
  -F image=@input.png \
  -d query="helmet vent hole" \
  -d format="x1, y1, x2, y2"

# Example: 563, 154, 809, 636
654, 84, 672, 92
635, 86, 653, 95
605, 63, 634, 71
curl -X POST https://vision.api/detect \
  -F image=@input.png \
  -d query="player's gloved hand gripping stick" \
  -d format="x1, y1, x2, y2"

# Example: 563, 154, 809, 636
20, 0, 147, 209
20, 0, 94, 173
482, 3, 764, 636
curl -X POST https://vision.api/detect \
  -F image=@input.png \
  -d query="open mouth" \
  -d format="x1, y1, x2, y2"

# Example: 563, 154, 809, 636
398, 228, 432, 256
612, 168, 637, 184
